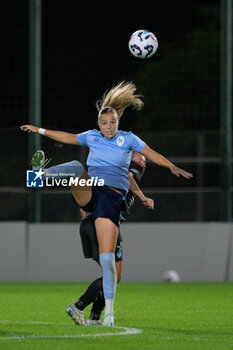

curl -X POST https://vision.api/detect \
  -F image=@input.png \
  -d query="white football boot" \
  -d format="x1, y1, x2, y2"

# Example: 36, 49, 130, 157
31, 150, 51, 170
66, 303, 86, 326
103, 312, 114, 327
86, 318, 103, 326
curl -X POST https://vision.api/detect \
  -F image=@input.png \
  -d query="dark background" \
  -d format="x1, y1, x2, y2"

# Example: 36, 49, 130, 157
2, 0, 220, 131
1, 0, 230, 222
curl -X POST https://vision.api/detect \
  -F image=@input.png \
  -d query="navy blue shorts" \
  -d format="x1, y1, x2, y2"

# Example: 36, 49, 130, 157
81, 186, 124, 227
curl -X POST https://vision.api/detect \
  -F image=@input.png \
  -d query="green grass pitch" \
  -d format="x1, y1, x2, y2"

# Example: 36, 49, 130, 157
0, 282, 233, 350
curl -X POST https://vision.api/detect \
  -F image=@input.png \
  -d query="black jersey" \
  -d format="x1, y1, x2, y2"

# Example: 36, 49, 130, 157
120, 167, 144, 222
79, 161, 144, 261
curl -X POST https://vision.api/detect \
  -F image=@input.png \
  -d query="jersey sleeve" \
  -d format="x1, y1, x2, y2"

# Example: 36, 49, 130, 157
76, 130, 91, 146
129, 132, 145, 152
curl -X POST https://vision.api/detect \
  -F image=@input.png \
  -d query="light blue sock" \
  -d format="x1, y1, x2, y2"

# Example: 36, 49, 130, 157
99, 252, 117, 300
46, 160, 84, 179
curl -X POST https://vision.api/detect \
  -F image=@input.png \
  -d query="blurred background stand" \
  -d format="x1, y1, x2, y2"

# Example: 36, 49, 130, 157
220, 0, 232, 222
28, 0, 42, 222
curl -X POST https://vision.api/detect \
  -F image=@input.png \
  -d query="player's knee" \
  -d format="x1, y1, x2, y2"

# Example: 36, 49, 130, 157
70, 160, 81, 166
96, 277, 103, 290
117, 273, 121, 284
100, 253, 116, 273
69, 160, 84, 178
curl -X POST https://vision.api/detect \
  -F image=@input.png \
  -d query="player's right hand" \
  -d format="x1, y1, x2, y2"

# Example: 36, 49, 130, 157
141, 196, 154, 210
20, 125, 39, 133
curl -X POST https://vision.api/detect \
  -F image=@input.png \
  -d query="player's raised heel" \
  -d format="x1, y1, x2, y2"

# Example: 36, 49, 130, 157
86, 317, 103, 326
66, 303, 86, 326
103, 312, 114, 327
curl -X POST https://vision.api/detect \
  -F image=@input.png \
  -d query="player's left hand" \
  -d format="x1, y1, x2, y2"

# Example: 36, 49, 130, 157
80, 209, 86, 218
169, 165, 193, 179
141, 197, 154, 210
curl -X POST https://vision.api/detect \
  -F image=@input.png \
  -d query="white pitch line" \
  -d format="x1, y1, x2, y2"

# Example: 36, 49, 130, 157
0, 320, 141, 340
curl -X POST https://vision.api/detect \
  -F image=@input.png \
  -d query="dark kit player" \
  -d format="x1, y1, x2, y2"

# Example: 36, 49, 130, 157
71, 152, 148, 326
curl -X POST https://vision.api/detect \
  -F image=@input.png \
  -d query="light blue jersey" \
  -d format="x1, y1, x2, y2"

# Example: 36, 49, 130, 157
76, 129, 145, 192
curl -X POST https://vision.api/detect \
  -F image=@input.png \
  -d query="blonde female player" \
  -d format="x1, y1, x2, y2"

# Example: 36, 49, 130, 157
21, 81, 193, 327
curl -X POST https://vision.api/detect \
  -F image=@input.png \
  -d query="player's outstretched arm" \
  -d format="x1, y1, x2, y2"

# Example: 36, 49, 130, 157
128, 174, 154, 210
140, 144, 193, 179
20, 125, 79, 145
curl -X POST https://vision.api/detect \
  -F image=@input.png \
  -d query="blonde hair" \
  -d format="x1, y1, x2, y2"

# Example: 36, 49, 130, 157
96, 81, 144, 119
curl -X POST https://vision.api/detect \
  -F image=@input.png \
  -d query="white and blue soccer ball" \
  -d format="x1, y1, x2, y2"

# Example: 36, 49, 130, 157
162, 270, 181, 282
128, 30, 158, 59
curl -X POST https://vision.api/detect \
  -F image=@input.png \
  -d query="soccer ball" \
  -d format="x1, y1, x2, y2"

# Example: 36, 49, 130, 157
128, 30, 158, 59
162, 270, 180, 282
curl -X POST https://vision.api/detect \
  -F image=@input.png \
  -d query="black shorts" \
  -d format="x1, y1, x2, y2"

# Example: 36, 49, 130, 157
81, 186, 124, 227
79, 214, 123, 262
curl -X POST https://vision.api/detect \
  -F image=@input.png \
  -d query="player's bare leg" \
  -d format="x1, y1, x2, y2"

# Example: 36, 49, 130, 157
95, 218, 118, 327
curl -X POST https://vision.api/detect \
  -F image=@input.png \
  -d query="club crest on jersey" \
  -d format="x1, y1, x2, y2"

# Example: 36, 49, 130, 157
116, 136, 124, 146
